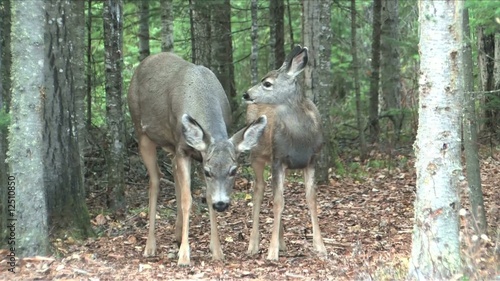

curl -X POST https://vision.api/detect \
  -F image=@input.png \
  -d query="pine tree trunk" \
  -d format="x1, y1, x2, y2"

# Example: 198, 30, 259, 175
351, 0, 367, 159
380, 0, 403, 140
189, 0, 211, 66
409, 1, 463, 278
0, 0, 12, 247
211, 0, 237, 112
138, 0, 150, 61
160, 0, 174, 52
8, 0, 49, 257
43, 0, 93, 238
250, 0, 259, 85
103, 0, 126, 212
477, 27, 495, 135
368, 0, 381, 144
269, 0, 284, 68
303, 0, 333, 183
462, 8, 487, 234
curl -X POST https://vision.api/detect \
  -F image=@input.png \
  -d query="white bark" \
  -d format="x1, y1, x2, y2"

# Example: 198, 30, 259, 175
409, 1, 464, 279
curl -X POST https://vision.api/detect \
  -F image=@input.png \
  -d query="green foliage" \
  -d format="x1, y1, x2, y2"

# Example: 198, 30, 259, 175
0, 108, 10, 131
467, 0, 500, 35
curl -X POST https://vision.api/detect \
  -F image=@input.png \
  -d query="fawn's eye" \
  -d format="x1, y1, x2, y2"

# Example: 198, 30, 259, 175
204, 169, 212, 178
262, 81, 272, 88
229, 166, 237, 177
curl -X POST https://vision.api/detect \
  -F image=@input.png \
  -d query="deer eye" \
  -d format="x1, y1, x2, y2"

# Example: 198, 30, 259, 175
204, 169, 212, 178
229, 166, 237, 177
262, 81, 272, 88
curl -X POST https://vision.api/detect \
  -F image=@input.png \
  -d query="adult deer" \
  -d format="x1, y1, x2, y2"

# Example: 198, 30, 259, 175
128, 52, 267, 266
243, 46, 327, 260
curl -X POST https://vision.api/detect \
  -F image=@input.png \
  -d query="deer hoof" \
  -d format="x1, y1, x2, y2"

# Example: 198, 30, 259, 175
266, 248, 280, 261
143, 239, 156, 257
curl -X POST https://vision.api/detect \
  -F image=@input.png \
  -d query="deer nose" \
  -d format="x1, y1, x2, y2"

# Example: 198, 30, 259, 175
243, 92, 250, 100
213, 201, 229, 212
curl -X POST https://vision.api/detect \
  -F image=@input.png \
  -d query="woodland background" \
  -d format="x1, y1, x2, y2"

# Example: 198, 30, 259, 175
0, 0, 499, 280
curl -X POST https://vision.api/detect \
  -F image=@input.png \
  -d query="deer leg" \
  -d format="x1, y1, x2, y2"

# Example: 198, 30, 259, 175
247, 158, 266, 255
174, 165, 183, 247
206, 195, 224, 260
174, 155, 192, 266
304, 166, 327, 256
139, 135, 161, 257
267, 162, 285, 260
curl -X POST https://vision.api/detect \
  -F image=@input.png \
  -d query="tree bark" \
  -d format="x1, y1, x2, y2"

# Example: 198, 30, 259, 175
138, 0, 150, 61
302, 0, 333, 183
211, 0, 237, 112
0, 0, 12, 247
462, 8, 487, 234
160, 0, 174, 52
43, 0, 93, 238
477, 27, 496, 135
8, 0, 49, 257
270, 0, 285, 68
368, 0, 381, 143
189, 0, 211, 66
380, 0, 403, 141
250, 0, 259, 85
409, 1, 463, 279
103, 0, 126, 212
351, 0, 367, 159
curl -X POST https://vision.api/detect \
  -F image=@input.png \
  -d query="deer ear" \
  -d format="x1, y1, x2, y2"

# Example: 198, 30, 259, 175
286, 47, 308, 77
181, 114, 210, 152
230, 115, 267, 152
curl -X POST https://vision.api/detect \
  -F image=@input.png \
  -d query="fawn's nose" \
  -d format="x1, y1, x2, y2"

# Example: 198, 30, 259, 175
213, 201, 229, 212
243, 92, 250, 100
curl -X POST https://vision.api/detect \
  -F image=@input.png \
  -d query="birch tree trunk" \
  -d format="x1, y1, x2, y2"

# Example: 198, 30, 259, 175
409, 1, 463, 278
462, 8, 486, 234
8, 0, 49, 257
138, 0, 150, 61
302, 0, 333, 183
160, 0, 174, 52
103, 0, 126, 212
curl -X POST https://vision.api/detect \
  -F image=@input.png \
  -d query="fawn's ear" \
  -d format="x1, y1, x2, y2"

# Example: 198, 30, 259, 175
279, 45, 303, 70
181, 114, 211, 152
286, 47, 308, 77
230, 115, 267, 152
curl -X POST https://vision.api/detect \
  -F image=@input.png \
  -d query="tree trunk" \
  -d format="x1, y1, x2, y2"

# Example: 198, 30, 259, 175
8, 0, 49, 257
380, 0, 403, 141
368, 0, 381, 144
250, 0, 259, 85
138, 0, 150, 61
211, 0, 237, 112
189, 0, 211, 66
43, 0, 93, 238
269, 0, 285, 68
160, 0, 174, 52
351, 0, 367, 159
103, 0, 126, 212
86, 0, 92, 129
409, 1, 463, 279
462, 8, 487, 235
0, 0, 12, 247
477, 27, 496, 135
302, 0, 333, 183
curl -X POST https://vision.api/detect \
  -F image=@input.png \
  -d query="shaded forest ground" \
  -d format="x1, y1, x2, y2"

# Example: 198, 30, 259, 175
1, 144, 499, 280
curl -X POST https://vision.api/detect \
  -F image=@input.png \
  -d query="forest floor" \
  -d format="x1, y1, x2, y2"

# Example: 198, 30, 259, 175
1, 145, 499, 281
